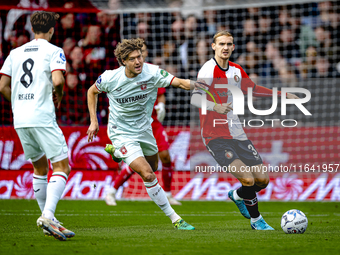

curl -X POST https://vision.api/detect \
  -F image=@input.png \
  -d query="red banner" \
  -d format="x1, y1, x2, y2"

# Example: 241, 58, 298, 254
0, 170, 339, 201
0, 126, 339, 170
0, 126, 339, 201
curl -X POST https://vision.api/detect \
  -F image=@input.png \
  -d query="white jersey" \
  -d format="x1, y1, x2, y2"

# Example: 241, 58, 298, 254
95, 63, 174, 135
0, 39, 66, 128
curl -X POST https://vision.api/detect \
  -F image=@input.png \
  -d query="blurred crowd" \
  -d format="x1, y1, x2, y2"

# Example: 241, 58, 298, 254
0, 0, 339, 125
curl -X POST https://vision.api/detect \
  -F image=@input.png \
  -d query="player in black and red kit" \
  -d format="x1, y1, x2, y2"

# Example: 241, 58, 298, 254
191, 31, 298, 230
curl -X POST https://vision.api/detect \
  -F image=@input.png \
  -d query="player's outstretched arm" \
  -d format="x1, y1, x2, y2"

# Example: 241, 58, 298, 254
191, 93, 233, 115
87, 83, 100, 142
0, 75, 11, 102
170, 78, 195, 90
171, 78, 209, 91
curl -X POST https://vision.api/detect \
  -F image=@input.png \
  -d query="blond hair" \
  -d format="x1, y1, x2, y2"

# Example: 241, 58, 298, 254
114, 38, 144, 66
213, 31, 233, 43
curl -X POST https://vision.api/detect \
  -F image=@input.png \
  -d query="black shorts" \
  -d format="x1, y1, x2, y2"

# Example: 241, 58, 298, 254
206, 139, 263, 167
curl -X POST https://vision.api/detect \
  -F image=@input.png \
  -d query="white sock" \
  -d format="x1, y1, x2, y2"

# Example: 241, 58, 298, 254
233, 190, 243, 201
144, 178, 179, 222
43, 172, 68, 220
108, 187, 117, 195
33, 174, 47, 213
251, 214, 262, 223
169, 212, 181, 223
164, 191, 172, 197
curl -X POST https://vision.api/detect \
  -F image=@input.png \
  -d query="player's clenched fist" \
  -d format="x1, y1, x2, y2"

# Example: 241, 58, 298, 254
87, 122, 99, 142
213, 102, 233, 115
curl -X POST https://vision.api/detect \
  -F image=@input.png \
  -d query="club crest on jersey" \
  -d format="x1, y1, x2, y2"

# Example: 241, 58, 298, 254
141, 84, 147, 90
60, 53, 66, 62
120, 146, 127, 155
234, 75, 240, 82
225, 150, 233, 159
160, 69, 169, 78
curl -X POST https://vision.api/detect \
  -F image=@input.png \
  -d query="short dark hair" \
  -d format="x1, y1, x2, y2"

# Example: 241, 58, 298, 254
30, 11, 59, 34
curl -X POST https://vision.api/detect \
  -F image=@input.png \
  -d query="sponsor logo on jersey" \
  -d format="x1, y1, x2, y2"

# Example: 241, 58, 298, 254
225, 150, 233, 159
141, 84, 147, 90
116, 94, 147, 104
24, 47, 38, 52
234, 75, 240, 82
120, 146, 127, 155
97, 76, 102, 85
116, 87, 122, 92
60, 52, 66, 61
160, 69, 169, 78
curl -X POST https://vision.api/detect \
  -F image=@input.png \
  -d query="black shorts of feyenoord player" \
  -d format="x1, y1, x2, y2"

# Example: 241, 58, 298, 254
206, 139, 263, 168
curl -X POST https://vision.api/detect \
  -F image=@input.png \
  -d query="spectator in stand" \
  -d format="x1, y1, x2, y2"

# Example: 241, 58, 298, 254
188, 38, 211, 78
314, 25, 339, 67
97, 0, 121, 67
303, 45, 318, 78
79, 25, 105, 67
260, 40, 288, 80
278, 24, 300, 63
52, 13, 81, 47
152, 53, 166, 68
202, 10, 217, 36
315, 56, 332, 78
247, 7, 260, 21
318, 1, 333, 25
3, 0, 48, 46
277, 6, 290, 27
171, 16, 186, 77
278, 63, 298, 86
8, 30, 30, 50
58, 71, 88, 125
68, 46, 88, 87
97, 12, 120, 69
79, 25, 108, 125
243, 18, 258, 42
62, 37, 76, 60
136, 21, 151, 43
184, 14, 198, 69
162, 40, 177, 61
258, 15, 274, 47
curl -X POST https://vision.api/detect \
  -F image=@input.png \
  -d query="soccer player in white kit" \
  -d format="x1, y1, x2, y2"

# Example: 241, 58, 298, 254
0, 11, 74, 241
87, 38, 196, 230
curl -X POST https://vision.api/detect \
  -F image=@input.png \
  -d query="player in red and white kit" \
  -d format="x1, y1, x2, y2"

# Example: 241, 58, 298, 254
191, 31, 298, 230
105, 42, 181, 206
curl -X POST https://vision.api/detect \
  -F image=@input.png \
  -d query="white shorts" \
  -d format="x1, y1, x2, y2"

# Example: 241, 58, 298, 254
15, 122, 68, 163
108, 127, 158, 165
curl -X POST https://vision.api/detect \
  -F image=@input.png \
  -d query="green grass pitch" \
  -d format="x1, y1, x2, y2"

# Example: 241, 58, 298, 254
0, 200, 339, 255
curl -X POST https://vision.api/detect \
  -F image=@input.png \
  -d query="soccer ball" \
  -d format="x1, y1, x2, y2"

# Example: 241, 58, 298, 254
281, 209, 308, 234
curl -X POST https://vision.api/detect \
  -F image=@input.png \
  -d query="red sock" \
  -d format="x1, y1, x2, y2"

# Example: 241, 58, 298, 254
114, 163, 134, 190
162, 162, 173, 192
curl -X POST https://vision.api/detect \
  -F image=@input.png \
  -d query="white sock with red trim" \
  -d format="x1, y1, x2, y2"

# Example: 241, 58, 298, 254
43, 172, 68, 220
144, 178, 180, 223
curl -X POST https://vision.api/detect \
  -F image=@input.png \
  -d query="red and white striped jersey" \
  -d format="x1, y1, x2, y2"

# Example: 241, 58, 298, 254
194, 58, 257, 145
